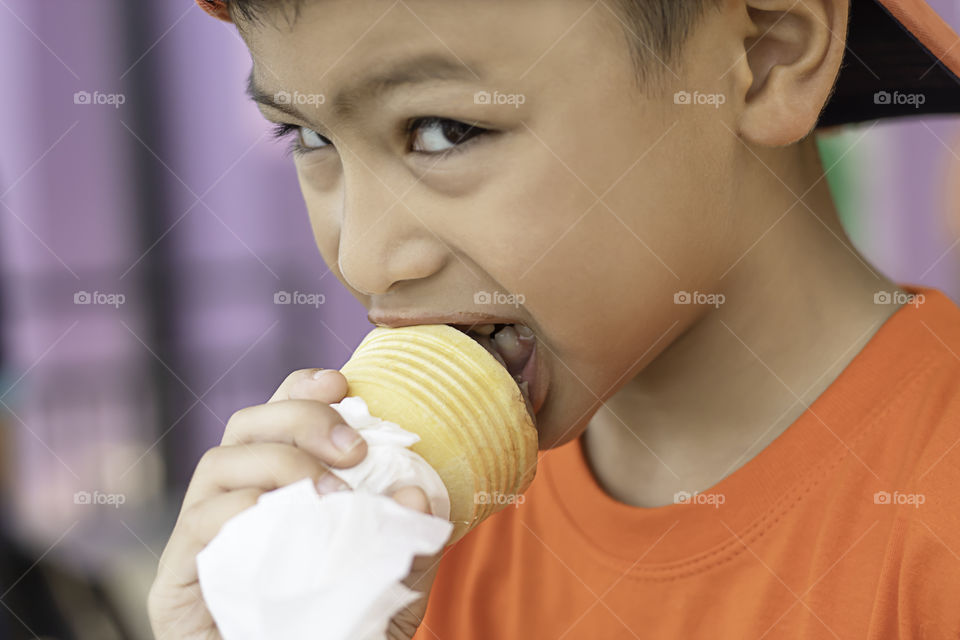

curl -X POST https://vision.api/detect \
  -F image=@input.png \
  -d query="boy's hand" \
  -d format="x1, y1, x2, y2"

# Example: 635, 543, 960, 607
147, 368, 442, 640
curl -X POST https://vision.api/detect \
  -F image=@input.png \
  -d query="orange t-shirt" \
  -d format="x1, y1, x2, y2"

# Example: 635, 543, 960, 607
414, 285, 960, 639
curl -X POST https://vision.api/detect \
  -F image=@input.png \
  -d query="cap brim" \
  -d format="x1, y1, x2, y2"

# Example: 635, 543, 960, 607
819, 0, 960, 126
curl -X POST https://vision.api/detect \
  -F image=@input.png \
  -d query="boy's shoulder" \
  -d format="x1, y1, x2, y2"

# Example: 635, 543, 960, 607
866, 285, 960, 632
859, 286, 960, 592
873, 286, 960, 485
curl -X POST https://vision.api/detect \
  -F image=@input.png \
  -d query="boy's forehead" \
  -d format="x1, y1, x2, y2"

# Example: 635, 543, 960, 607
240, 0, 618, 95
247, 53, 488, 119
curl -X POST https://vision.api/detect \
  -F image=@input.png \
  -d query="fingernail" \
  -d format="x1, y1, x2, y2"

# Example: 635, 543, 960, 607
392, 486, 431, 514
290, 371, 332, 399
316, 473, 349, 494
331, 423, 362, 452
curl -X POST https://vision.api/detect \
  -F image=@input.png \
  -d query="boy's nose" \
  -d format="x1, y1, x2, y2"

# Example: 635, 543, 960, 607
336, 170, 448, 296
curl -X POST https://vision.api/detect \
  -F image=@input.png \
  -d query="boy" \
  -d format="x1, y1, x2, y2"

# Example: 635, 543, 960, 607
149, 0, 960, 637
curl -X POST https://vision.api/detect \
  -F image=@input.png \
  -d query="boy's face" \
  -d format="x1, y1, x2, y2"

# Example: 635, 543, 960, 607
243, 0, 741, 448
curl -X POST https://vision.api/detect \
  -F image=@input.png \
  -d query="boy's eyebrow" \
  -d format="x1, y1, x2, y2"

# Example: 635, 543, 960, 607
246, 54, 482, 120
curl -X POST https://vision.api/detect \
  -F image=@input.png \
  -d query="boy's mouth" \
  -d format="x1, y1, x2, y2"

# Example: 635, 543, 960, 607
446, 322, 545, 421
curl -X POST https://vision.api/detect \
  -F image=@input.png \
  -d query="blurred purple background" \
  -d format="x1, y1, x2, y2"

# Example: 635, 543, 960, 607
0, 1, 958, 637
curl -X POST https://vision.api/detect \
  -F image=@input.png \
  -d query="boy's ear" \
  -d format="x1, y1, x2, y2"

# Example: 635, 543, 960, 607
736, 0, 848, 146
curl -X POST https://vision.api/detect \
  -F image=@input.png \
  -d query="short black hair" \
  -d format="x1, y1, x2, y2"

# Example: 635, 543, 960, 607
227, 0, 720, 86
611, 0, 722, 85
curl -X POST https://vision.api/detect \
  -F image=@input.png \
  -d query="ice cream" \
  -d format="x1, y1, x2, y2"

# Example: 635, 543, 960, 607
340, 323, 539, 544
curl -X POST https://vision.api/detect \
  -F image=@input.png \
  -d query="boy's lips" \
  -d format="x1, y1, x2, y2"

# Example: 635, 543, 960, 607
367, 312, 548, 420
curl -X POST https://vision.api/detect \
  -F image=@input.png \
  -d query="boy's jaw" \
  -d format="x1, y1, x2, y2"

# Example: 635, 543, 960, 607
367, 311, 549, 423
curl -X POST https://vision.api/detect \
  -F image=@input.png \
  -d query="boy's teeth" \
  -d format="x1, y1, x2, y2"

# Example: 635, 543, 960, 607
460, 323, 537, 408
473, 333, 508, 368
493, 325, 533, 375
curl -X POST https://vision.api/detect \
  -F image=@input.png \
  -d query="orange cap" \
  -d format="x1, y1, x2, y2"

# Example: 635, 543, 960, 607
195, 0, 960, 124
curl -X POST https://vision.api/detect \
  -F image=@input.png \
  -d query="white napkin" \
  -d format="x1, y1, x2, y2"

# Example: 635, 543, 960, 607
196, 396, 454, 640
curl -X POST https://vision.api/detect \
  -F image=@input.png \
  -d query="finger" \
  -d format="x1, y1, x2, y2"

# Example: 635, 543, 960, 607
161, 476, 354, 595
222, 399, 367, 467
182, 442, 345, 511
390, 487, 444, 594
267, 368, 349, 404
157, 487, 263, 589
391, 486, 431, 515
288, 369, 349, 403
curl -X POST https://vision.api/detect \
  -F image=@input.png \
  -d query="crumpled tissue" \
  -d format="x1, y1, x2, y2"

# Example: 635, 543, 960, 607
195, 396, 454, 640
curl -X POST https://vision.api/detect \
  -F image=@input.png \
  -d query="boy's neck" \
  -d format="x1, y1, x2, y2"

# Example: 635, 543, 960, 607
584, 135, 903, 508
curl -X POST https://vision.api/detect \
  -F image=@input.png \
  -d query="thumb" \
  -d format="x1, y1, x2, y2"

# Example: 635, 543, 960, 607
268, 368, 349, 404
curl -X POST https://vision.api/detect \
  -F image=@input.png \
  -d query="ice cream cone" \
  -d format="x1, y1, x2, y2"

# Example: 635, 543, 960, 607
340, 323, 538, 544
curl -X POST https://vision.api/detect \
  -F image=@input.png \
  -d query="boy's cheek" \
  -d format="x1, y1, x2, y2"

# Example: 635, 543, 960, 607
295, 153, 341, 193
304, 205, 338, 263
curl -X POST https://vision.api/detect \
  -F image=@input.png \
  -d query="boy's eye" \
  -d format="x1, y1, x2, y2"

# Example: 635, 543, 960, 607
300, 127, 331, 149
270, 122, 331, 156
269, 117, 488, 157
409, 117, 487, 154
